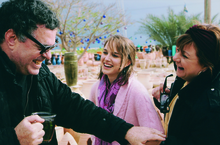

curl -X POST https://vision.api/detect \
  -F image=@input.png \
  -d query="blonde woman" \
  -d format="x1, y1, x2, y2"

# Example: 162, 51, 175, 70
89, 35, 164, 145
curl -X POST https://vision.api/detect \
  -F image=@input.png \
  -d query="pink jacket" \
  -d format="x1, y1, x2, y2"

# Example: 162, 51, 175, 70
89, 75, 164, 145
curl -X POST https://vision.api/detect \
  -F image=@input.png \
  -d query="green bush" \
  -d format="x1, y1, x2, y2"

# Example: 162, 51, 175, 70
77, 48, 103, 55
51, 48, 104, 55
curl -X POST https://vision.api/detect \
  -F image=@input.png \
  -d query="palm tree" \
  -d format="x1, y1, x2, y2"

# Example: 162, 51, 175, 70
137, 8, 201, 51
137, 8, 202, 63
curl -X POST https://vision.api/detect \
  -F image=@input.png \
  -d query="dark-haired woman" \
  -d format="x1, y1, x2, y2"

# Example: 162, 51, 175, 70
152, 24, 220, 145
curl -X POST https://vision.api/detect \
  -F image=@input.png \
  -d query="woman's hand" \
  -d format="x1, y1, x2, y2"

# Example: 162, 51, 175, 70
152, 83, 170, 101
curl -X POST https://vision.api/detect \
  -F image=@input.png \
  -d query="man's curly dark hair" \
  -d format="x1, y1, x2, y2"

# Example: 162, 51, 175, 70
0, 0, 60, 43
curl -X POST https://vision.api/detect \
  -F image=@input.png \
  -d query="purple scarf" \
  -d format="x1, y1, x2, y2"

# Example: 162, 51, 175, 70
95, 75, 123, 145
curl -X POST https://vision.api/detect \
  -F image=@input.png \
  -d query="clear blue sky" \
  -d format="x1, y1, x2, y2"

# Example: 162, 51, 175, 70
0, 0, 220, 48
95, 0, 220, 47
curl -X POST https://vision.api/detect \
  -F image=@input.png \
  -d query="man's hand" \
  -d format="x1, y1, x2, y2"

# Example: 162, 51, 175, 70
15, 115, 45, 145
125, 126, 166, 145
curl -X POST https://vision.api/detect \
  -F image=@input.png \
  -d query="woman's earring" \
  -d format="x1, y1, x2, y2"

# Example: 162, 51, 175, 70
198, 68, 207, 75
197, 70, 202, 75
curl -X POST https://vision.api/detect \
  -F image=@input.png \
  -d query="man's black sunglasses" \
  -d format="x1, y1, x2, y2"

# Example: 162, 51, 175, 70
24, 32, 58, 54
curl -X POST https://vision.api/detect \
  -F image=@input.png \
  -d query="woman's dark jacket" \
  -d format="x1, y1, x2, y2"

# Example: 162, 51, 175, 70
154, 69, 220, 145
0, 50, 133, 145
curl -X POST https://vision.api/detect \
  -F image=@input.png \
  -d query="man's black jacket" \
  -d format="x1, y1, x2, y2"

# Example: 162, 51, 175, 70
0, 50, 133, 145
